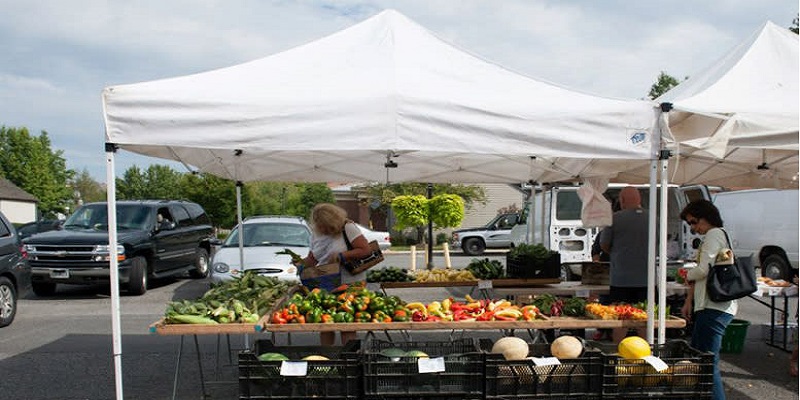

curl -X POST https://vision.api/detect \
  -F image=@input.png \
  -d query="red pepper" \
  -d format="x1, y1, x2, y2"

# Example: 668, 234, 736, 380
494, 314, 517, 321
271, 311, 288, 324
476, 311, 494, 321
411, 310, 427, 322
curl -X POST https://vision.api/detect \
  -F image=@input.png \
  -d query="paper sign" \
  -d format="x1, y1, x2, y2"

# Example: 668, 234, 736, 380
642, 356, 668, 372
530, 357, 561, 366
575, 289, 591, 298
478, 280, 493, 289
280, 361, 308, 376
418, 357, 446, 373
768, 287, 783, 296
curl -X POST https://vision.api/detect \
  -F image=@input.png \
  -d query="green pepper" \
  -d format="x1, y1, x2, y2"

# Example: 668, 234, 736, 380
372, 310, 392, 323
308, 288, 323, 303
354, 311, 372, 322
368, 296, 386, 313
305, 308, 322, 324
333, 311, 354, 323
354, 298, 370, 312
298, 300, 313, 315
321, 294, 337, 310
392, 309, 409, 322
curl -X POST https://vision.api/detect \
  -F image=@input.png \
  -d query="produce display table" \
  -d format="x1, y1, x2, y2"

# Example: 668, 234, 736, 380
379, 278, 561, 289
749, 283, 798, 352
493, 281, 690, 301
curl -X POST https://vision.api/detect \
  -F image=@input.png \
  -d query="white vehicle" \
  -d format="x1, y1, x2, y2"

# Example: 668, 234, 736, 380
510, 183, 710, 280
356, 223, 392, 250
210, 216, 310, 283
713, 189, 799, 281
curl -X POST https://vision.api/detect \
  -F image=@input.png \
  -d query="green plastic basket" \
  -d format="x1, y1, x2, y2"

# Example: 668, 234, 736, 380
720, 319, 750, 354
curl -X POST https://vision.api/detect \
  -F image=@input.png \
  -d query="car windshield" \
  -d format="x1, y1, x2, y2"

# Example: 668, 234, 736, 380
223, 222, 310, 248
63, 204, 152, 231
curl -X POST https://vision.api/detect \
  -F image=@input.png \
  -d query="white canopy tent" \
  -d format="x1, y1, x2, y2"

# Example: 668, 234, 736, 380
616, 21, 799, 189
101, 10, 668, 399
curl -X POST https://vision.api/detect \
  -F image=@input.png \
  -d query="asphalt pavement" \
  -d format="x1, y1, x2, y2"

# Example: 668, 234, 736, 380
0, 251, 797, 399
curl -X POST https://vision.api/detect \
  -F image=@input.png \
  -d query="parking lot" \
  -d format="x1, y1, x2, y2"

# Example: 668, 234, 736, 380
0, 254, 797, 399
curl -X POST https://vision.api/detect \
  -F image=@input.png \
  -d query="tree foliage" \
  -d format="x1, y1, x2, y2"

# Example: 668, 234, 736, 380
0, 126, 74, 217
71, 168, 106, 205
391, 193, 465, 233
648, 71, 685, 100
791, 15, 799, 34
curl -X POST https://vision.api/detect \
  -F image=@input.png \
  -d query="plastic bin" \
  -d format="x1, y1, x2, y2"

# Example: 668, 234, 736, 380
362, 337, 484, 399
721, 319, 750, 354
485, 342, 603, 399
238, 340, 361, 399
591, 339, 714, 399
506, 253, 561, 279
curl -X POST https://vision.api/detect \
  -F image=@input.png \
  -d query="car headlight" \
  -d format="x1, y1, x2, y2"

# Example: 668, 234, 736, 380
94, 244, 126, 261
213, 262, 230, 273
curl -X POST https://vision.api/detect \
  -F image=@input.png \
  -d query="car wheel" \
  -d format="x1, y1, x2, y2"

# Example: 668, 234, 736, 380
32, 282, 57, 297
762, 254, 790, 281
127, 256, 148, 296
462, 238, 486, 256
0, 277, 17, 328
189, 248, 210, 279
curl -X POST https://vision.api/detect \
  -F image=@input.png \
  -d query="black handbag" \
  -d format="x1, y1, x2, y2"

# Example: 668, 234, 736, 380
705, 229, 757, 302
341, 226, 385, 274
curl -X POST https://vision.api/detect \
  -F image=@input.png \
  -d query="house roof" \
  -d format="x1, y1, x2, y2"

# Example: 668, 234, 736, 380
0, 178, 38, 202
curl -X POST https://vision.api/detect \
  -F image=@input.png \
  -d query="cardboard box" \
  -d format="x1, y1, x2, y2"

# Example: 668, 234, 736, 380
581, 262, 609, 285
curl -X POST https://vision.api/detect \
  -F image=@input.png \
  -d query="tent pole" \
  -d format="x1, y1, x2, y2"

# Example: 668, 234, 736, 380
105, 142, 124, 400
236, 181, 244, 279
646, 159, 657, 343
658, 155, 669, 344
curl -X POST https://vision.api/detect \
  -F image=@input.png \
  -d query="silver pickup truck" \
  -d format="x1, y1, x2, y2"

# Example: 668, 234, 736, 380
450, 212, 520, 256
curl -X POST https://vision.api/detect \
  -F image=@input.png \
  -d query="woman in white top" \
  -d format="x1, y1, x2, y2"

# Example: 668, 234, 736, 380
298, 203, 372, 345
680, 199, 736, 400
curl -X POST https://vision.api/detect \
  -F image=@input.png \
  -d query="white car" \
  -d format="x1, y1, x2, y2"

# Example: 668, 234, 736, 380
210, 216, 310, 283
356, 223, 391, 250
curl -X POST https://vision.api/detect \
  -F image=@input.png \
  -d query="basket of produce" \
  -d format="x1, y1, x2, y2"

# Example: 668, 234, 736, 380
362, 337, 485, 399
238, 340, 361, 399
366, 266, 414, 283
592, 337, 713, 399
506, 244, 561, 279
466, 258, 505, 280
485, 335, 603, 399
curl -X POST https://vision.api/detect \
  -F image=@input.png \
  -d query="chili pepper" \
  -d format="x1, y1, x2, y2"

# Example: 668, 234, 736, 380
331, 284, 349, 293
521, 305, 540, 321
426, 315, 442, 322
476, 311, 495, 321
494, 314, 517, 321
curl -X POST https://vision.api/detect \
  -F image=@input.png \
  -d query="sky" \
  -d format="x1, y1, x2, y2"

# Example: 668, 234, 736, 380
1, 0, 797, 183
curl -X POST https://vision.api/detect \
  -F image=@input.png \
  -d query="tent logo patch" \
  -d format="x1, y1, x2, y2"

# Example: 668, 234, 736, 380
629, 131, 648, 147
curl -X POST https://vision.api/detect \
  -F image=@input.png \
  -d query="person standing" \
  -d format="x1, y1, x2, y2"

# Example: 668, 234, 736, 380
680, 199, 736, 400
600, 186, 649, 342
296, 203, 372, 345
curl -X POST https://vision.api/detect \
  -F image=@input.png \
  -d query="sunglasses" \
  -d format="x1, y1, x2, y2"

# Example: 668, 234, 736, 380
687, 218, 700, 225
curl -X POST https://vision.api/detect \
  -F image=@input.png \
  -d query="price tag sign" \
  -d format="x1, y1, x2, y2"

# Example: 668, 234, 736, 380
575, 289, 591, 298
642, 356, 668, 372
478, 280, 493, 290
530, 357, 561, 366
418, 357, 446, 373
280, 361, 308, 376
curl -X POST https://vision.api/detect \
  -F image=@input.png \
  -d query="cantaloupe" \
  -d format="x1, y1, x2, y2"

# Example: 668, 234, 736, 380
491, 337, 529, 361
550, 335, 583, 359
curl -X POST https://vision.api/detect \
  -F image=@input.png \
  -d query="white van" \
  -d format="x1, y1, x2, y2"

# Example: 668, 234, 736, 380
713, 189, 799, 281
510, 183, 711, 280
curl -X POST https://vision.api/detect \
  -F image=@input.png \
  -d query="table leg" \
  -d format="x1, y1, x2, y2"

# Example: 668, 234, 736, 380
171, 335, 184, 400
193, 334, 208, 399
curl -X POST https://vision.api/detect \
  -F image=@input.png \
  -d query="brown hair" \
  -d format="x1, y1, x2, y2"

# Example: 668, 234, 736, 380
309, 203, 347, 236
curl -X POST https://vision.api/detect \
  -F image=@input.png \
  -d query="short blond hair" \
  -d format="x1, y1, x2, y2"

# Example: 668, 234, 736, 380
310, 203, 347, 236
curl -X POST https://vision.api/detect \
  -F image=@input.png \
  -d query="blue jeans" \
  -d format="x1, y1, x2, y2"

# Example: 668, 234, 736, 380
691, 308, 734, 400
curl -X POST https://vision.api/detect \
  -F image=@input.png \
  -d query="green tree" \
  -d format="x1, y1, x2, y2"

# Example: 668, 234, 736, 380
648, 71, 685, 100
0, 126, 74, 217
295, 183, 335, 217
116, 165, 148, 199
71, 168, 106, 205
791, 15, 799, 34
116, 164, 183, 200
179, 173, 238, 228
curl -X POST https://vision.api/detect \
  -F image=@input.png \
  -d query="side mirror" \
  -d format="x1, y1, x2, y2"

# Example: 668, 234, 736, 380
209, 238, 223, 246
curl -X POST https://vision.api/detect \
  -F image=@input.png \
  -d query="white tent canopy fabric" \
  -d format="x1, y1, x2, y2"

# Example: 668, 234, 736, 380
103, 9, 659, 184
636, 21, 798, 189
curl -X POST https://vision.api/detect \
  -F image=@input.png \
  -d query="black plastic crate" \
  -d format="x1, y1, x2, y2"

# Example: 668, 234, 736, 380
362, 337, 484, 399
238, 340, 361, 399
506, 253, 561, 279
485, 342, 602, 400
592, 339, 714, 399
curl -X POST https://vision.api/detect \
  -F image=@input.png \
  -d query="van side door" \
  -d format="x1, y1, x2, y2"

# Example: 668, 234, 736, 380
678, 185, 712, 260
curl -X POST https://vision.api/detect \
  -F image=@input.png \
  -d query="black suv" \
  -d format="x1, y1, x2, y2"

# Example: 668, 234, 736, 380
0, 210, 31, 327
23, 200, 214, 296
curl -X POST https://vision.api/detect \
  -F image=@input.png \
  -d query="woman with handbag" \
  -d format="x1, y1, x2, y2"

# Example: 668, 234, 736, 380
680, 199, 737, 400
296, 203, 372, 345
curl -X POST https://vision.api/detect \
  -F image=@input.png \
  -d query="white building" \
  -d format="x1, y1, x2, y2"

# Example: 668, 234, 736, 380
0, 178, 38, 224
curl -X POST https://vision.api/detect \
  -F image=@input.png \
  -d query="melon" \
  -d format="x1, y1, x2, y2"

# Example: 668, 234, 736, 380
491, 336, 529, 361
403, 350, 429, 358
550, 335, 583, 359
257, 352, 289, 361
379, 347, 406, 362
617, 336, 651, 360
302, 355, 330, 361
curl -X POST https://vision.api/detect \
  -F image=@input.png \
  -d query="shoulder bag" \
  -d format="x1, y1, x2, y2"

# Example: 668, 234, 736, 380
341, 225, 385, 274
706, 229, 757, 302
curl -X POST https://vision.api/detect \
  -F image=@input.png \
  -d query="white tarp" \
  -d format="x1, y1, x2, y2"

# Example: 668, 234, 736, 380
103, 9, 659, 184
615, 21, 799, 189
